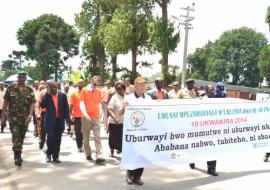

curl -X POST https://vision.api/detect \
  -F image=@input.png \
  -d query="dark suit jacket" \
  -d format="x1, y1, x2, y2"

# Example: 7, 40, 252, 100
40, 92, 70, 132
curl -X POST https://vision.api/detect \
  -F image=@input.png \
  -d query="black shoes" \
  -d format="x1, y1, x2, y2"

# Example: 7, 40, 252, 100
14, 159, 22, 166
53, 158, 61, 163
96, 158, 105, 164
39, 142, 44, 149
126, 172, 133, 185
133, 178, 144, 185
189, 163, 195, 169
207, 168, 218, 176
14, 151, 22, 166
46, 155, 51, 163
264, 153, 269, 162
46, 156, 61, 163
86, 156, 93, 161
86, 155, 93, 161
0, 127, 4, 133
125, 172, 144, 185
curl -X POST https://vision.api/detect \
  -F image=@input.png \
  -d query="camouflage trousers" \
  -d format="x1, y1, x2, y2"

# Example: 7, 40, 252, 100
37, 113, 46, 143
9, 122, 28, 152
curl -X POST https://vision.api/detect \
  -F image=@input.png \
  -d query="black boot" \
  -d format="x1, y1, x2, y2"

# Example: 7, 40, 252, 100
189, 163, 195, 169
39, 141, 45, 149
207, 160, 218, 176
207, 167, 218, 176
264, 153, 270, 162
14, 151, 22, 166
0, 126, 4, 133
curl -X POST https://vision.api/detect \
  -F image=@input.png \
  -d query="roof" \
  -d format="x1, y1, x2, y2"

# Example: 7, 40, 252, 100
194, 79, 268, 95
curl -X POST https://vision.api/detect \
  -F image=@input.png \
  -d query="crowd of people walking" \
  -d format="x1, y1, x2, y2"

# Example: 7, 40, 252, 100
0, 70, 269, 186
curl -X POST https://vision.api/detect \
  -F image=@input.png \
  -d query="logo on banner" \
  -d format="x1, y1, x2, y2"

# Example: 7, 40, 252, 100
130, 111, 145, 128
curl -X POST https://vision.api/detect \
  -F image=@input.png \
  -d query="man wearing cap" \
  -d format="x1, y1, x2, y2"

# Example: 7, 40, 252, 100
215, 82, 227, 98
168, 81, 180, 99
120, 76, 153, 185
178, 78, 199, 99
148, 77, 169, 100
1, 71, 36, 166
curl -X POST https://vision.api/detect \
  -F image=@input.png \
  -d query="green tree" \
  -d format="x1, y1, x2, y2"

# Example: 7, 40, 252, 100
17, 14, 79, 81
24, 65, 43, 81
209, 27, 267, 87
213, 27, 267, 87
8, 50, 27, 69
148, 17, 179, 85
150, 0, 179, 86
187, 41, 213, 80
102, 0, 154, 77
75, 0, 117, 83
1, 60, 18, 71
258, 45, 270, 87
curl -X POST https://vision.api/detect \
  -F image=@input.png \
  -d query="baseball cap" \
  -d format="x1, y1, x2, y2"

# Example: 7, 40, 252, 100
134, 76, 147, 84
186, 78, 194, 83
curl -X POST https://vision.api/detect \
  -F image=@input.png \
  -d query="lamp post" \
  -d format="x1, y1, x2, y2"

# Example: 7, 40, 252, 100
180, 3, 195, 88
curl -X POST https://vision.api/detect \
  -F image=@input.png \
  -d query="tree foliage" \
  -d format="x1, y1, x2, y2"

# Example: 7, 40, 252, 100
187, 41, 213, 80
188, 27, 267, 87
17, 14, 79, 81
101, 0, 154, 76
258, 45, 270, 87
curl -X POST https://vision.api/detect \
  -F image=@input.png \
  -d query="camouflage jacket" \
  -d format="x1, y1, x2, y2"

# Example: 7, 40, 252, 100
4, 83, 36, 122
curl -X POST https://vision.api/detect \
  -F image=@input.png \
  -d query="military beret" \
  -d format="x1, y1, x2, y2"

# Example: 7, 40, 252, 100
17, 70, 27, 76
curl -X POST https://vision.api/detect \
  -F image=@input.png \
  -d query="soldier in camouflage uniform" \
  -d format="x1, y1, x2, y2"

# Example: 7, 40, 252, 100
1, 71, 36, 166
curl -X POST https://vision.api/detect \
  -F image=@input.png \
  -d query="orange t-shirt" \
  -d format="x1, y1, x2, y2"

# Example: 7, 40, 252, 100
80, 87, 101, 118
70, 91, 82, 118
156, 91, 164, 100
52, 94, 59, 118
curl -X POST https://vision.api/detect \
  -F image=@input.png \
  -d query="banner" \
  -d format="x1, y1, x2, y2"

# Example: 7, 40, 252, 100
121, 98, 270, 169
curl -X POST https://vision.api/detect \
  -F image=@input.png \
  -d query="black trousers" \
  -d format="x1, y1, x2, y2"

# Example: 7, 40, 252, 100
127, 168, 144, 179
46, 119, 62, 159
207, 160, 216, 169
74, 117, 83, 149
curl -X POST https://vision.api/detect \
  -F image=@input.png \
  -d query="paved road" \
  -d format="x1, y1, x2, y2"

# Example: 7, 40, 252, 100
1, 124, 270, 190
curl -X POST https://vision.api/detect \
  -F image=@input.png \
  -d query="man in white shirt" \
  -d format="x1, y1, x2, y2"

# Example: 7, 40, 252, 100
121, 76, 152, 185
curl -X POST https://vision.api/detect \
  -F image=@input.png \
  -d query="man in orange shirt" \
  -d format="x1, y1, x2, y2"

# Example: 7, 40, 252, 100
70, 79, 84, 152
80, 76, 105, 164
40, 81, 70, 163
147, 77, 169, 100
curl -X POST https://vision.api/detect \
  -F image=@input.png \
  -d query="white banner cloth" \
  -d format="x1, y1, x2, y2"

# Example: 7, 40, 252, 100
121, 98, 270, 169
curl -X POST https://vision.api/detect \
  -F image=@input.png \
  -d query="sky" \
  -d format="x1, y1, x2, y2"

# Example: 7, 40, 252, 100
0, 0, 270, 77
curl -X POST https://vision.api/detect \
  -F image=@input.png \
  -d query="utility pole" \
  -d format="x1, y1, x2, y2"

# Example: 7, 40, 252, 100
180, 3, 195, 88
